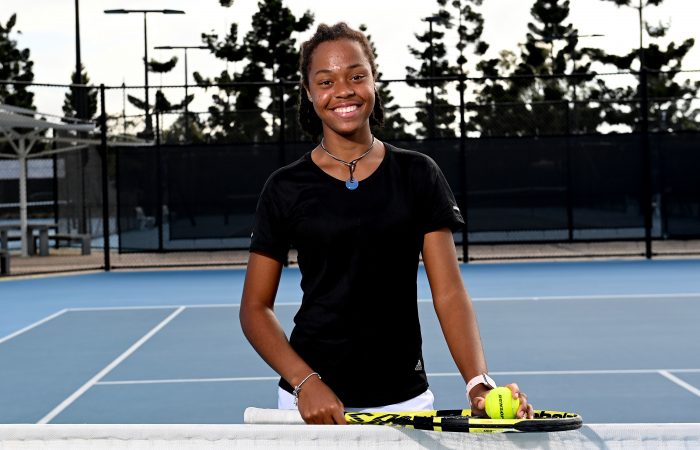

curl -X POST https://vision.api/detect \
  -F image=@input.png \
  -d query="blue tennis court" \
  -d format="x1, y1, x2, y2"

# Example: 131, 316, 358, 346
1, 259, 699, 424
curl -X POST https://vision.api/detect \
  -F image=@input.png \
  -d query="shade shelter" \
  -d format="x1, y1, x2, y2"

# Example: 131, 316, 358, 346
0, 104, 96, 256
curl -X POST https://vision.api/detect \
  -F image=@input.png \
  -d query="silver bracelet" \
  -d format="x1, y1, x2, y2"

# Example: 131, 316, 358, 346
293, 372, 321, 406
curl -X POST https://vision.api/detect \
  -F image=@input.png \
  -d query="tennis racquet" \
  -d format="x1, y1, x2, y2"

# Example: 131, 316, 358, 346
244, 407, 582, 433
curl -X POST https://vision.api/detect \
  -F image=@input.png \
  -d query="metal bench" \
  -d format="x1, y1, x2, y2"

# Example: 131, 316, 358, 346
0, 249, 9, 275
52, 233, 92, 255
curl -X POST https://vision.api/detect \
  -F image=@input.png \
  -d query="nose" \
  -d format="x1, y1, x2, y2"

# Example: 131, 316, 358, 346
334, 79, 355, 98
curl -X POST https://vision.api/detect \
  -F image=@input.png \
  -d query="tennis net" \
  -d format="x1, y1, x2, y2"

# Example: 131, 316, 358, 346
1, 415, 699, 449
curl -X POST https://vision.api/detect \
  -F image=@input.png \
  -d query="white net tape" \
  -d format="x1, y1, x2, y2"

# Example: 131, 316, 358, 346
244, 407, 305, 424
0, 411, 699, 450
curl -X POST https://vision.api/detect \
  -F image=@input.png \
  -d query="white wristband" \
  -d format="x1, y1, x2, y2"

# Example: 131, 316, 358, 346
466, 373, 496, 397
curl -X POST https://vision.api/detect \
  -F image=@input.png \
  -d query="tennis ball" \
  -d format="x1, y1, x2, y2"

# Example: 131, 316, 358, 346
484, 387, 520, 419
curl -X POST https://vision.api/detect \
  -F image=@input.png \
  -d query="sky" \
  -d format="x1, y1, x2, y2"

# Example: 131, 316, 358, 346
2, 0, 698, 119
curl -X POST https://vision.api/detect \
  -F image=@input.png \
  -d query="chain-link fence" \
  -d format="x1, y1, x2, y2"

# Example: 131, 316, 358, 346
0, 82, 110, 275
1, 69, 699, 276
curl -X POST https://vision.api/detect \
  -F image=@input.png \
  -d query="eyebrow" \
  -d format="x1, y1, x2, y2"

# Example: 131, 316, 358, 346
313, 63, 366, 76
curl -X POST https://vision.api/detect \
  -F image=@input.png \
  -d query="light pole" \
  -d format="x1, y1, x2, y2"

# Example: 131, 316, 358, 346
636, 0, 645, 70
104, 9, 185, 139
423, 16, 441, 140
154, 45, 208, 142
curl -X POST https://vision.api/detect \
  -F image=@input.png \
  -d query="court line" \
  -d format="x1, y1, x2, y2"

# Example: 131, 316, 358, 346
65, 302, 301, 312
467, 293, 700, 302
0, 309, 69, 345
436, 369, 700, 376
36, 306, 186, 424
94, 368, 700, 386
658, 370, 700, 398
66, 304, 234, 312
97, 376, 278, 385
59, 292, 700, 312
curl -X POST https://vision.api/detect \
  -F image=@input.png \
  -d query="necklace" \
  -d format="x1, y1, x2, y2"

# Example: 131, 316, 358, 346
320, 136, 375, 190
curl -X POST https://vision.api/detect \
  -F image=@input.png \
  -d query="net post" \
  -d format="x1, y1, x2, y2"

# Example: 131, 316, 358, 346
99, 83, 111, 271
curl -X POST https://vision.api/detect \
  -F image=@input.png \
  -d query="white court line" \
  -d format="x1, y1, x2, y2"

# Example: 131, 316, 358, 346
464, 292, 700, 302
65, 302, 303, 312
94, 368, 700, 386
66, 304, 232, 312
37, 306, 186, 424
97, 376, 278, 386
658, 370, 700, 398
58, 292, 700, 312
431, 369, 700, 377
0, 309, 69, 345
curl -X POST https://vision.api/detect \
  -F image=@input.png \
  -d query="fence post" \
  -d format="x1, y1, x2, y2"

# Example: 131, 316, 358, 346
99, 84, 111, 271
458, 74, 469, 263
51, 143, 59, 233
565, 100, 574, 242
640, 68, 653, 259
155, 111, 164, 252
278, 80, 286, 168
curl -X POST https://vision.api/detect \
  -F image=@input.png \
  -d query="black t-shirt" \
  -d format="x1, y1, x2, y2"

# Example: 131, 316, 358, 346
250, 143, 464, 407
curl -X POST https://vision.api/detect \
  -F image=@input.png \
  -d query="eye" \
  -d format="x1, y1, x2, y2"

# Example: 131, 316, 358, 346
318, 80, 333, 87
352, 74, 366, 81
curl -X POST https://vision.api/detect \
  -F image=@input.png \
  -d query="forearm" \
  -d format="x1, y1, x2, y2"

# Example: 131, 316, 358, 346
422, 229, 489, 388
240, 253, 344, 423
433, 291, 488, 381
240, 301, 316, 388
239, 252, 317, 388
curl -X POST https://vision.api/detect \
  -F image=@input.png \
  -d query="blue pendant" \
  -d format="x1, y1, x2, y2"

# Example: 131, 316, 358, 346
345, 178, 359, 190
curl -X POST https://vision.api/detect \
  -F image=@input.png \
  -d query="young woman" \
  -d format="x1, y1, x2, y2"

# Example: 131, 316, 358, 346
240, 22, 533, 425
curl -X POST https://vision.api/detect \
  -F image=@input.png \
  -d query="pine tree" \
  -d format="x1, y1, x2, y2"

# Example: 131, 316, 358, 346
127, 55, 198, 140
193, 24, 248, 142
195, 1, 313, 143
0, 13, 35, 109
359, 24, 411, 141
240, 0, 313, 142
163, 110, 207, 144
62, 65, 97, 120
406, 4, 457, 139
451, 0, 489, 74
406, 0, 488, 139
469, 0, 601, 136
128, 57, 192, 116
590, 0, 699, 131
148, 56, 178, 74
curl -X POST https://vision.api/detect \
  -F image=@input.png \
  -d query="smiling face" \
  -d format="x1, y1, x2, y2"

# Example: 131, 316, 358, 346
305, 39, 376, 139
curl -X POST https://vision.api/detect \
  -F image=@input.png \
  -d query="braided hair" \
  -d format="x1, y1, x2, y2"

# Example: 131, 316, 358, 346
298, 22, 385, 139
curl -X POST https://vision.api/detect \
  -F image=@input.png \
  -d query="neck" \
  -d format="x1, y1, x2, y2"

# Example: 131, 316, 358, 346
321, 128, 374, 159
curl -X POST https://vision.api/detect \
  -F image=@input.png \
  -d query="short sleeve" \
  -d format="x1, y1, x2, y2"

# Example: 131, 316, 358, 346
249, 179, 290, 264
420, 157, 465, 234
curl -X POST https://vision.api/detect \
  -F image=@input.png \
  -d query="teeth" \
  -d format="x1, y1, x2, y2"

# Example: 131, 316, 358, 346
335, 105, 358, 113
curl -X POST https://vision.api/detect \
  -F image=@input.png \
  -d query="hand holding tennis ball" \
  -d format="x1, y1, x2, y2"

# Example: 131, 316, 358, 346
484, 386, 520, 419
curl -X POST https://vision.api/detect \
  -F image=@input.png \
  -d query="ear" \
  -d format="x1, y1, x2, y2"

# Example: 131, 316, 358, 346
305, 87, 313, 102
